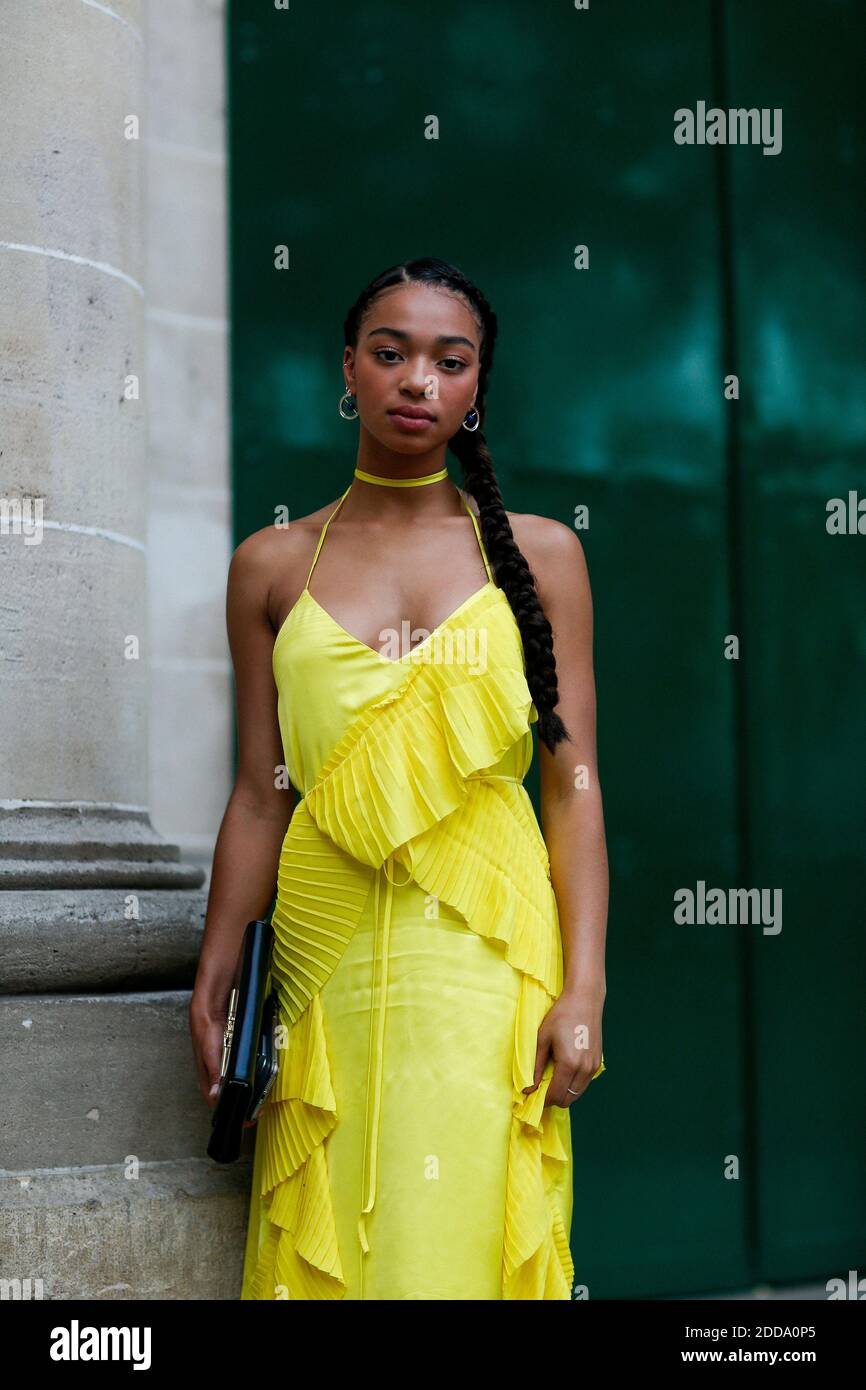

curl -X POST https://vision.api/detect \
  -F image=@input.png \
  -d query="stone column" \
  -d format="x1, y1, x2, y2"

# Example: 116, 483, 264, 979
0, 0, 245, 1300
145, 0, 234, 872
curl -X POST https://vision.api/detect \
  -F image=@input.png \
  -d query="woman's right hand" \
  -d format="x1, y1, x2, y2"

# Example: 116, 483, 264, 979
189, 988, 230, 1109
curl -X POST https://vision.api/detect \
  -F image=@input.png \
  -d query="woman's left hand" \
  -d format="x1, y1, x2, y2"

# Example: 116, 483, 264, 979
525, 988, 605, 1108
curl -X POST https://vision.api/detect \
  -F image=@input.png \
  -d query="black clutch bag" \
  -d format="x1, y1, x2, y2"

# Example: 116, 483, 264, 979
207, 918, 281, 1164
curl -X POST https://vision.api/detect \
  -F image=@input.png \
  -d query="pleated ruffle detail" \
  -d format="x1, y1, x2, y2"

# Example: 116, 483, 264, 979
247, 587, 604, 1299
245, 993, 346, 1300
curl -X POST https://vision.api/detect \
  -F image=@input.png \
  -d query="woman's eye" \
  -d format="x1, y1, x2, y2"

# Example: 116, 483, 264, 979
374, 349, 465, 371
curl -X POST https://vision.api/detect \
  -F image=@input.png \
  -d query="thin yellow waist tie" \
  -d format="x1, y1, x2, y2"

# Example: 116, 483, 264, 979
356, 774, 523, 1270
357, 849, 411, 1259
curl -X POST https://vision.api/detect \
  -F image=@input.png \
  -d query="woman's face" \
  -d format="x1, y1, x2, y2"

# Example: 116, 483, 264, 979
344, 282, 482, 451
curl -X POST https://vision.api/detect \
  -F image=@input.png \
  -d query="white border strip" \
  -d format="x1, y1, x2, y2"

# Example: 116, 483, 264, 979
0, 242, 144, 296
0, 799, 149, 812
78, 0, 143, 44
39, 520, 146, 552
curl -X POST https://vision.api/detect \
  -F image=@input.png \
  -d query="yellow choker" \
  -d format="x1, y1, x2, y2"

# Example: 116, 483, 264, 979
354, 465, 449, 488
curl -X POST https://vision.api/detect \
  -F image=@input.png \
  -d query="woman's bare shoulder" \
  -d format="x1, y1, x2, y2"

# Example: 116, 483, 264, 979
231, 500, 342, 575
463, 493, 581, 589
227, 500, 345, 624
508, 509, 588, 605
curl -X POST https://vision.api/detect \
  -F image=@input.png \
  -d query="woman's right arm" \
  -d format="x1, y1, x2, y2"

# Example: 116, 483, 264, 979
189, 533, 297, 1108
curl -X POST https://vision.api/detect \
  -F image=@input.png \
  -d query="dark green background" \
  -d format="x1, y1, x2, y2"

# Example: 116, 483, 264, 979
227, 0, 866, 1296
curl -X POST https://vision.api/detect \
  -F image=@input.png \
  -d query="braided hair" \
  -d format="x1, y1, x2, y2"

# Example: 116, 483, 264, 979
343, 257, 572, 754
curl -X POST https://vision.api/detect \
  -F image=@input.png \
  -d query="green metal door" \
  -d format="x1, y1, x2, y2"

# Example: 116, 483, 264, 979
228, 0, 866, 1297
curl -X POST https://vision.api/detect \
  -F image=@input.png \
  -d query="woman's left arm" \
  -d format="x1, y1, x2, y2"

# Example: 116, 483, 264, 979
523, 516, 609, 1107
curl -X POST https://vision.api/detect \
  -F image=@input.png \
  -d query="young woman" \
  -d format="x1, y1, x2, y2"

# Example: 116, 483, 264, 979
191, 257, 608, 1301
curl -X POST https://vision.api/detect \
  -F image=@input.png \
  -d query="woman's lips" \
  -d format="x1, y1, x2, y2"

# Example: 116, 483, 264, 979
387, 411, 435, 431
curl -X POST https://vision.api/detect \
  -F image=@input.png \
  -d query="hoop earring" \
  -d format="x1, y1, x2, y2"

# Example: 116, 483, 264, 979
339, 388, 359, 420
462, 407, 480, 432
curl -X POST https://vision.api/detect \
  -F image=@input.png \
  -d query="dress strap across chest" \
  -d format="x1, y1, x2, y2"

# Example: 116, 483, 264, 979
304, 480, 494, 589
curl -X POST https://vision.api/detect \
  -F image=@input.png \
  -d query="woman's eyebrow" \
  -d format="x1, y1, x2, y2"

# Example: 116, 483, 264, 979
366, 325, 477, 351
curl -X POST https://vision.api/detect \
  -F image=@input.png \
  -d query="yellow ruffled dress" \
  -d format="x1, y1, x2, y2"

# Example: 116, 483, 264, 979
240, 484, 604, 1301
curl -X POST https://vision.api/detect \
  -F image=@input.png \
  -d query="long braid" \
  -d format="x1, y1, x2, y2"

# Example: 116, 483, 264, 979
344, 257, 572, 754
450, 430, 572, 754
